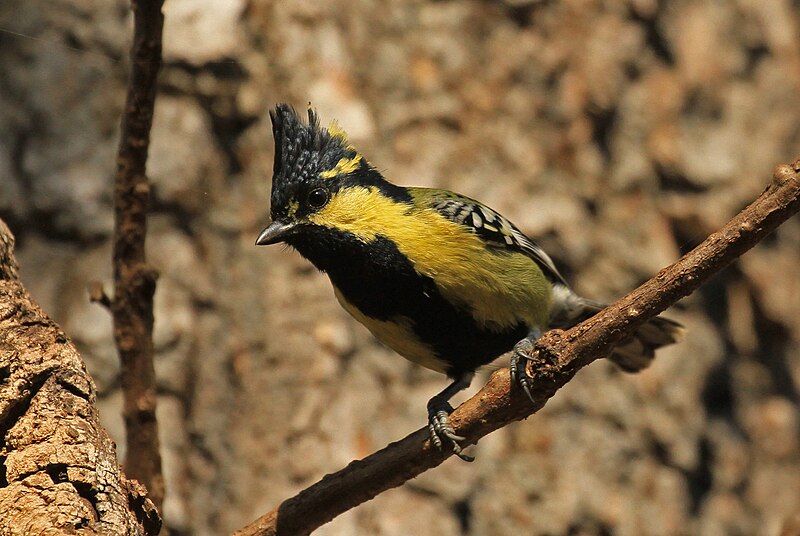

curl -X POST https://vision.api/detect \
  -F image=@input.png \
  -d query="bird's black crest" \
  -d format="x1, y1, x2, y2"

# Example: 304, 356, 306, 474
269, 104, 354, 189
268, 104, 412, 218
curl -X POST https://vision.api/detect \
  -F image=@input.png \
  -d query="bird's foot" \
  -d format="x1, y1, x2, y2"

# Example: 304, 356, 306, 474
510, 337, 537, 404
427, 400, 474, 462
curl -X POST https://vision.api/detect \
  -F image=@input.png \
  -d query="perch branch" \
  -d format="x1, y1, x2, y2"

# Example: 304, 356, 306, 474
233, 161, 800, 536
112, 0, 165, 512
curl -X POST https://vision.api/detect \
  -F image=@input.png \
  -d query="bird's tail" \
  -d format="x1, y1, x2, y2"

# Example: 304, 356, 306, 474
549, 285, 684, 372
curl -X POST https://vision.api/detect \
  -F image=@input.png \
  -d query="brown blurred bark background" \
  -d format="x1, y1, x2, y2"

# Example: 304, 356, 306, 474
1, 0, 799, 534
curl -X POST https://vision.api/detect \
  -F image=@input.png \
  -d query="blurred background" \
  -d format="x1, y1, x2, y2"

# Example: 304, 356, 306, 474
1, 0, 799, 534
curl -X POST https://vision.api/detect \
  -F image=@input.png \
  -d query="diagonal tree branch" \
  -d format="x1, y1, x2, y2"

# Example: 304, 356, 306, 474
112, 0, 166, 513
233, 161, 800, 536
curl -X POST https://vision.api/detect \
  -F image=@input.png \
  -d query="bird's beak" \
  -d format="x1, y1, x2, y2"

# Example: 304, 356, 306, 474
255, 220, 296, 245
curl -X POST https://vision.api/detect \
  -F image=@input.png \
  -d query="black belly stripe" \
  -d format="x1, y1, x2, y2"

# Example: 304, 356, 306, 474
289, 227, 528, 377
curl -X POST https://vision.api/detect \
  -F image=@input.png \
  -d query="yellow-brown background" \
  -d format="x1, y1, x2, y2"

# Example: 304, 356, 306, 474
1, 0, 799, 534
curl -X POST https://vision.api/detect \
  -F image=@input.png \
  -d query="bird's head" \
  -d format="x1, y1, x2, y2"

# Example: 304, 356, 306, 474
256, 104, 371, 247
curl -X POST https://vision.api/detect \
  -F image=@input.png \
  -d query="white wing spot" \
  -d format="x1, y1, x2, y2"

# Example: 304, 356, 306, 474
471, 211, 483, 228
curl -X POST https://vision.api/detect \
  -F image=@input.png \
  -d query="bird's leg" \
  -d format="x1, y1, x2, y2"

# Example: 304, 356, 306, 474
510, 328, 543, 404
427, 371, 475, 462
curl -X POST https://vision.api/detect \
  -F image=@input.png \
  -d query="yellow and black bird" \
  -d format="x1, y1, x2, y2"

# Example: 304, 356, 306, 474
257, 104, 683, 460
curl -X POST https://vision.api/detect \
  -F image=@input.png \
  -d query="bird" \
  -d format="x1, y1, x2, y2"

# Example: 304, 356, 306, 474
256, 103, 684, 461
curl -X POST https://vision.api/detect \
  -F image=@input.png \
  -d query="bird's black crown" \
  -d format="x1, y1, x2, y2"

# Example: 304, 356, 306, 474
270, 104, 355, 187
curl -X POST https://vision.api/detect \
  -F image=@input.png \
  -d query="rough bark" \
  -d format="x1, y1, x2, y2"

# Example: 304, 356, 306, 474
0, 220, 161, 535
234, 161, 800, 536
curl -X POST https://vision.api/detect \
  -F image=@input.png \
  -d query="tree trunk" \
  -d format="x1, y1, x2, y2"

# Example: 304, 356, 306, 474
0, 220, 160, 535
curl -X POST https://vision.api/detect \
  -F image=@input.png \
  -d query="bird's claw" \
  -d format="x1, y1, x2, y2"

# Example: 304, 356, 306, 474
511, 338, 537, 404
427, 404, 474, 462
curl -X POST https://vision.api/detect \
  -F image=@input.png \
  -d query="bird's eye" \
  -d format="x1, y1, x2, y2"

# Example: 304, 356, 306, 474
307, 187, 329, 209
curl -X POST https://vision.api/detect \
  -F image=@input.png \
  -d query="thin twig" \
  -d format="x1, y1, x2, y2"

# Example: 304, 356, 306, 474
88, 281, 112, 309
112, 0, 165, 513
233, 161, 800, 536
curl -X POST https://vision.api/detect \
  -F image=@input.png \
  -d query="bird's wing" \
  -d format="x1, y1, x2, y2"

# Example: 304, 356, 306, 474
410, 188, 567, 285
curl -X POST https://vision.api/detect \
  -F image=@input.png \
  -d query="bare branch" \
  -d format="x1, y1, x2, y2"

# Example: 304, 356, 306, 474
112, 0, 165, 512
0, 219, 161, 535
233, 161, 800, 536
